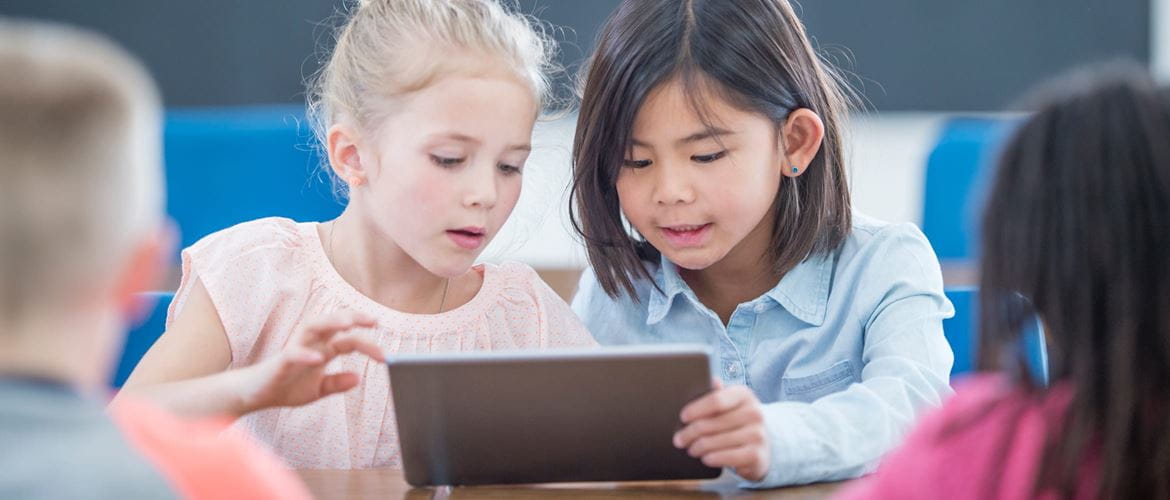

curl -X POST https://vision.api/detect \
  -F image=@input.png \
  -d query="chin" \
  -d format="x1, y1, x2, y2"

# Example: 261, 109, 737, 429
411, 250, 467, 277
431, 260, 475, 279
661, 248, 720, 271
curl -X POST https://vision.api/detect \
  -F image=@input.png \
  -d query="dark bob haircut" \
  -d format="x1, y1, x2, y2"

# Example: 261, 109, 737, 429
571, 0, 854, 299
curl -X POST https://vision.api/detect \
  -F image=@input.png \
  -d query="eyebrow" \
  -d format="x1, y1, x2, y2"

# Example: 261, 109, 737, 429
629, 127, 735, 148
431, 133, 531, 152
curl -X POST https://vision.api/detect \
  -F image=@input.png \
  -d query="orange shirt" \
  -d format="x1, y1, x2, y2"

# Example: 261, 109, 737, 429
109, 397, 310, 500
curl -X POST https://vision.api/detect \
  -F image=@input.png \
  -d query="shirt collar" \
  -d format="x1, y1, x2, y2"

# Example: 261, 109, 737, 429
646, 252, 834, 327
764, 251, 834, 326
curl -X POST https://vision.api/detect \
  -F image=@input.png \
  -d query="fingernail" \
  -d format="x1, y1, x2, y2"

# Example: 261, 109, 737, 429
672, 433, 682, 448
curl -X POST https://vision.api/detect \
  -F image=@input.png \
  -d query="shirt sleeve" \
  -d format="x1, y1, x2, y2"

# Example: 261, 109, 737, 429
746, 223, 956, 488
169, 218, 306, 365
110, 396, 313, 500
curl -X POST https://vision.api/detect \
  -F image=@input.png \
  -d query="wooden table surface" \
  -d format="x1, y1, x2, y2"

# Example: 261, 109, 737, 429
296, 469, 847, 500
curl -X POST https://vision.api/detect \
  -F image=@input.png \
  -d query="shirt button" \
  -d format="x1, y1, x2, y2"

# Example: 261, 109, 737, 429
727, 362, 741, 377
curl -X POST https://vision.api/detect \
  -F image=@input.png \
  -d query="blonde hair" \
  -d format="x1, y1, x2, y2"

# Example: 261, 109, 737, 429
306, 0, 557, 196
0, 19, 162, 329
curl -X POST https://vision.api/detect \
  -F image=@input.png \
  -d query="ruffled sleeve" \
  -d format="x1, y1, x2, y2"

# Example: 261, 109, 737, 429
168, 217, 311, 366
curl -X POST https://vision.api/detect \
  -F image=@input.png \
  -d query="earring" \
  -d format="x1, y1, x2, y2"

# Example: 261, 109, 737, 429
791, 166, 800, 174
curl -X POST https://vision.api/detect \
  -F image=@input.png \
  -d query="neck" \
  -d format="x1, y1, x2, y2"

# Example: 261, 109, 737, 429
0, 306, 119, 392
325, 207, 450, 314
679, 215, 781, 325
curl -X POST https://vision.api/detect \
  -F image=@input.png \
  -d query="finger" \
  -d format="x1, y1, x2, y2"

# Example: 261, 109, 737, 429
674, 403, 763, 448
711, 377, 723, 390
701, 444, 768, 476
328, 334, 385, 362
686, 425, 768, 458
283, 346, 325, 366
300, 311, 378, 343
319, 372, 361, 396
680, 385, 752, 423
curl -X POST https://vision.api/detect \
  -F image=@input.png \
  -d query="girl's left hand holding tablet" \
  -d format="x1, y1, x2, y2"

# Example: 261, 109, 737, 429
673, 380, 770, 481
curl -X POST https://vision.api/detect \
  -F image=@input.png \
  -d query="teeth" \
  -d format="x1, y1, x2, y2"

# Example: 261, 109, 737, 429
669, 224, 703, 232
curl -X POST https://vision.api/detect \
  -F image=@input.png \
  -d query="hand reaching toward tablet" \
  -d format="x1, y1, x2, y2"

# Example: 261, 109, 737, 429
237, 311, 383, 412
672, 380, 770, 482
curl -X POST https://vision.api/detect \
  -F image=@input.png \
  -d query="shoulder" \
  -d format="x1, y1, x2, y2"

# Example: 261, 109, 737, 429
109, 397, 311, 499
185, 217, 308, 262
832, 212, 947, 309
174, 217, 317, 324
572, 259, 659, 307
483, 261, 572, 308
839, 375, 1061, 499
179, 216, 317, 297
840, 212, 938, 268
570, 262, 659, 340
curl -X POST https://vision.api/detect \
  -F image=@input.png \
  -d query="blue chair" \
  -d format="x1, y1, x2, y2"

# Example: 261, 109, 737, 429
943, 287, 1048, 384
164, 105, 344, 251
921, 118, 1016, 261
113, 292, 174, 387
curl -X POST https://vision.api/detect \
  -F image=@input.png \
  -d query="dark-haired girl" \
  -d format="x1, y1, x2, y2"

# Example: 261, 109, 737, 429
841, 68, 1170, 499
570, 0, 954, 487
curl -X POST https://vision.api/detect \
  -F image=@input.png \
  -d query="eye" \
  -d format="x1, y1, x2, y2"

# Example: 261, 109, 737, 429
622, 159, 653, 169
692, 150, 728, 164
498, 163, 522, 175
430, 155, 465, 167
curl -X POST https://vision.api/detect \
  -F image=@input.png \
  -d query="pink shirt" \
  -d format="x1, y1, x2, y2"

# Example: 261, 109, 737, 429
837, 375, 1096, 500
170, 217, 597, 468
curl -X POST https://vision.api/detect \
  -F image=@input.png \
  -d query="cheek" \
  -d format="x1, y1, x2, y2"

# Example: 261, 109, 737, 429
710, 164, 780, 218
496, 177, 523, 215
615, 173, 649, 222
398, 168, 450, 209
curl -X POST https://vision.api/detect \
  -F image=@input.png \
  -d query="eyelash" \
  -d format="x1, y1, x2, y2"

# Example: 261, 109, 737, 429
431, 155, 522, 175
431, 155, 464, 167
621, 150, 728, 169
623, 159, 652, 169
692, 150, 728, 164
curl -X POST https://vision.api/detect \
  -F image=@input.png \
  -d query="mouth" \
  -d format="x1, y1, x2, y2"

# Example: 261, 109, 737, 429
659, 223, 712, 248
446, 227, 487, 250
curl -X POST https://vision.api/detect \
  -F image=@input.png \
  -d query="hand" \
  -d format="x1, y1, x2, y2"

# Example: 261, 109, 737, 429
673, 380, 770, 481
237, 311, 382, 413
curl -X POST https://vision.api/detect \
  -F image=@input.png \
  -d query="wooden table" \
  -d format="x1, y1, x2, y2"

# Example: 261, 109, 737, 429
297, 469, 847, 500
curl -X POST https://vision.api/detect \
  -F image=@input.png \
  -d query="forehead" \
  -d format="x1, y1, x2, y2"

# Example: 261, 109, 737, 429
381, 72, 539, 146
631, 77, 769, 144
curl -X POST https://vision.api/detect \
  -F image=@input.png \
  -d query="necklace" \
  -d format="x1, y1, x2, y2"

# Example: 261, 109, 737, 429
329, 220, 449, 313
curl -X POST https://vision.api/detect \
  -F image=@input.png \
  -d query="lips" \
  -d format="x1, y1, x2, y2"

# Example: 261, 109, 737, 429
446, 227, 486, 250
660, 223, 712, 248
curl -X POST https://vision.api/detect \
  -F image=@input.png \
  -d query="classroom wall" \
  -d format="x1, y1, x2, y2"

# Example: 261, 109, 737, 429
4, 0, 1163, 299
0, 0, 1153, 111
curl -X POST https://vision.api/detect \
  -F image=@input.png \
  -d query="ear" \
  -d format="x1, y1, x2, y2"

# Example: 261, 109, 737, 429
112, 221, 176, 321
326, 123, 370, 188
778, 108, 825, 178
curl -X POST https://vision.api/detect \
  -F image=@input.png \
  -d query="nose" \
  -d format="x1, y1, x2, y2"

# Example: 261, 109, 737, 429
649, 162, 696, 206
462, 160, 499, 209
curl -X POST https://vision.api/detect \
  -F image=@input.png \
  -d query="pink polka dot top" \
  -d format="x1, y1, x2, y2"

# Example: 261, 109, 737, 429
167, 217, 597, 469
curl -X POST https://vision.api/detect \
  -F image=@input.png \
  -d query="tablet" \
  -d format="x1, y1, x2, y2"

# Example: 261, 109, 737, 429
387, 344, 721, 486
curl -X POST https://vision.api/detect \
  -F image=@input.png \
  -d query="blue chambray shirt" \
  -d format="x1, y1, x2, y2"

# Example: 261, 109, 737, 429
571, 213, 955, 487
